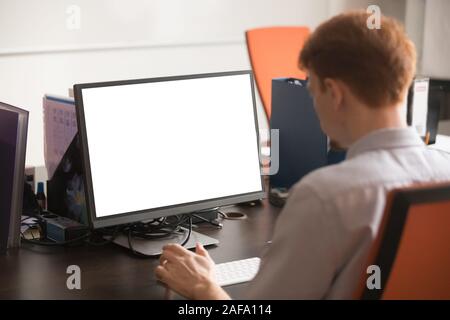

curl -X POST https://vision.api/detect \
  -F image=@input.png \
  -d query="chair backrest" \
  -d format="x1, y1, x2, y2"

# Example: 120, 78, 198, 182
355, 182, 450, 300
245, 27, 310, 119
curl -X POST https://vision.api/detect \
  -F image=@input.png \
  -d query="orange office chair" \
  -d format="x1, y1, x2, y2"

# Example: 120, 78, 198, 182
246, 27, 310, 119
355, 182, 450, 300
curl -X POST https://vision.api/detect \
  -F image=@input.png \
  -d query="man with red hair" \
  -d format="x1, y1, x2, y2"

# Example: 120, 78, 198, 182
155, 11, 450, 299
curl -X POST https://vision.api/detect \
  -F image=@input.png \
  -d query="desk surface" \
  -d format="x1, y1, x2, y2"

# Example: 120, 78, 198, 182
0, 200, 280, 299
431, 134, 450, 154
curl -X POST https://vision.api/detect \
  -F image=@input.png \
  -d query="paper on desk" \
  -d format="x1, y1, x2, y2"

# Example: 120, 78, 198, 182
43, 95, 77, 179
411, 79, 429, 137
20, 216, 39, 233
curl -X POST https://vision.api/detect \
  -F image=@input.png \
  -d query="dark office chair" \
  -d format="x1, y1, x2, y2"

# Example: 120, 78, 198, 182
355, 182, 450, 299
246, 26, 310, 119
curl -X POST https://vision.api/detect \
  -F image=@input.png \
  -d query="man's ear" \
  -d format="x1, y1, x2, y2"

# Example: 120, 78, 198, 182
323, 78, 344, 111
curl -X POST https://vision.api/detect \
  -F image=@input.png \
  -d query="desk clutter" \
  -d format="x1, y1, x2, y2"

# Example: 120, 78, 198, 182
9, 71, 268, 257
2, 73, 448, 256
20, 211, 218, 256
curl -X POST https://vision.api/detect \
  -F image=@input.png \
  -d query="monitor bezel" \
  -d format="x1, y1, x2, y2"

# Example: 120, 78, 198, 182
0, 102, 29, 249
73, 70, 265, 229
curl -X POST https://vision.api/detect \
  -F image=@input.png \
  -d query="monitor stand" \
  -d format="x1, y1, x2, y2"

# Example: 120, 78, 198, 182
111, 228, 219, 257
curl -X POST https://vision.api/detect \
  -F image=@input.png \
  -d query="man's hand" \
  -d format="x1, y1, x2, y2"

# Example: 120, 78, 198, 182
155, 243, 230, 300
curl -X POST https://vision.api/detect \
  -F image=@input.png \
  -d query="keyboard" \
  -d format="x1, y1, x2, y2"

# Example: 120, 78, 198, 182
214, 257, 261, 287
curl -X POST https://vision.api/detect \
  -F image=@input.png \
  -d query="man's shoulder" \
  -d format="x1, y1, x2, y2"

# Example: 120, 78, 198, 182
292, 147, 450, 200
287, 160, 357, 205
295, 158, 369, 191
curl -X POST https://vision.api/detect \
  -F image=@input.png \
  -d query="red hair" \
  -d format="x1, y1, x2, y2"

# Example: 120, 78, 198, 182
300, 11, 416, 108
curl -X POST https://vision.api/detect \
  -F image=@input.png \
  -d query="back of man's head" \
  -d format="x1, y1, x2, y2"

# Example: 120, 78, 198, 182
300, 11, 416, 109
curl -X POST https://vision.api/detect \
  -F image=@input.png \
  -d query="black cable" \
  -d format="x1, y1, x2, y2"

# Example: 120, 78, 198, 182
125, 214, 193, 257
21, 232, 91, 246
20, 213, 195, 255
125, 219, 181, 240
180, 215, 193, 246
85, 226, 122, 246
30, 226, 36, 240
20, 214, 93, 247
127, 226, 142, 257
218, 210, 227, 219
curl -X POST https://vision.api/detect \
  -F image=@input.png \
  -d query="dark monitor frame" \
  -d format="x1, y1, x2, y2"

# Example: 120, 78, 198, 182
0, 102, 28, 251
73, 70, 265, 229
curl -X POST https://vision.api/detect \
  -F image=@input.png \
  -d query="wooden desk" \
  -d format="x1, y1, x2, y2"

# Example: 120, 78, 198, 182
0, 200, 280, 299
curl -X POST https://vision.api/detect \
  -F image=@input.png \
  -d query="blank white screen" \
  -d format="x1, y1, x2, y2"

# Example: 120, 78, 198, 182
81, 74, 262, 218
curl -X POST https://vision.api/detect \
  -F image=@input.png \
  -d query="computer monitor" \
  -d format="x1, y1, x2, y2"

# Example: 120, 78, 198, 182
74, 71, 264, 229
0, 102, 28, 253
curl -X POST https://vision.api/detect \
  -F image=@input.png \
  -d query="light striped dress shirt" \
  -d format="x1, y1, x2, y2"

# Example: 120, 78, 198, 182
245, 127, 450, 299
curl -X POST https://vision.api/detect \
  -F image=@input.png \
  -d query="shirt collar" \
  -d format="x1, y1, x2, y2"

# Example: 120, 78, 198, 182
346, 127, 425, 160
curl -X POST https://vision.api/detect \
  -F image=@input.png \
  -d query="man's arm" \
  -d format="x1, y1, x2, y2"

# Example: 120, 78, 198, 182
155, 183, 341, 300
155, 242, 231, 300
244, 183, 341, 299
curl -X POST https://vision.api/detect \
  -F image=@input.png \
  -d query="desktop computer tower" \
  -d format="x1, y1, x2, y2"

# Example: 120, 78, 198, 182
269, 78, 328, 190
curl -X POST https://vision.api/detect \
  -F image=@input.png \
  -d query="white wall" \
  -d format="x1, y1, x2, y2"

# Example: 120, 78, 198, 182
422, 0, 450, 79
328, 0, 427, 70
328, 0, 450, 80
7, 0, 442, 168
404, 0, 426, 73
328, 0, 406, 22
1, 0, 329, 53
0, 0, 329, 167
